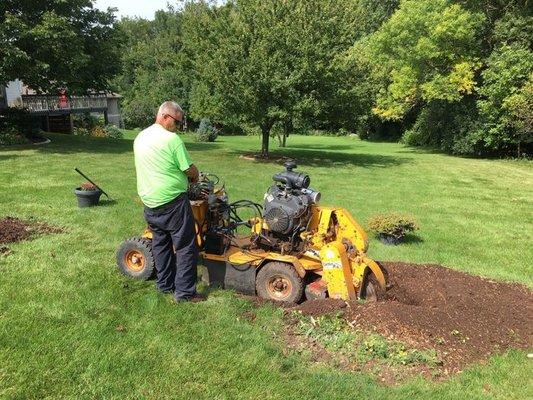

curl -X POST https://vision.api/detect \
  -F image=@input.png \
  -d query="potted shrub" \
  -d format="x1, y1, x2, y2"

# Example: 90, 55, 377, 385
367, 213, 419, 245
74, 182, 102, 207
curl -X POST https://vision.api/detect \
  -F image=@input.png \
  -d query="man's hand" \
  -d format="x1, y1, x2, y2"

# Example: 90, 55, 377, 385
185, 164, 199, 183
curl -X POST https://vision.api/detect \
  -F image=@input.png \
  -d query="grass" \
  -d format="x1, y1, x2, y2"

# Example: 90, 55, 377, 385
292, 311, 440, 368
0, 132, 532, 399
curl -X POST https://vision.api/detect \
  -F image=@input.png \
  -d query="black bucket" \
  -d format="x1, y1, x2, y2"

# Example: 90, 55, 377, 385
74, 188, 102, 207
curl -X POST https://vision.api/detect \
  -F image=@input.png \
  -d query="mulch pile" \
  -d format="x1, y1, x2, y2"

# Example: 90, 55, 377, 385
290, 262, 532, 374
0, 217, 63, 254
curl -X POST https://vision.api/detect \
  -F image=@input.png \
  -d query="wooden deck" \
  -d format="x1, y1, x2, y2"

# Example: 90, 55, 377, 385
21, 94, 107, 115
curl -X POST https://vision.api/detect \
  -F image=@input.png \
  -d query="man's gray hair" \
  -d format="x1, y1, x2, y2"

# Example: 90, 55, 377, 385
158, 101, 183, 117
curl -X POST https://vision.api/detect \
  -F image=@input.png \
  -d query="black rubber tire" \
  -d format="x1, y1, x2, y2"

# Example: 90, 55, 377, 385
256, 261, 304, 303
116, 237, 155, 280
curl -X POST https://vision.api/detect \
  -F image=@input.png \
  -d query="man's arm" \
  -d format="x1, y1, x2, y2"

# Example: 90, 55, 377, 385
185, 164, 199, 183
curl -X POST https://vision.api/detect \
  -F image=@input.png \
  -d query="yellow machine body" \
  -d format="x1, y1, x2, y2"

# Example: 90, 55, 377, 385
142, 200, 385, 301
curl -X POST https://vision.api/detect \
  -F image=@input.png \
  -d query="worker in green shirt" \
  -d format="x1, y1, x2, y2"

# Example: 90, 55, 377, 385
134, 101, 204, 302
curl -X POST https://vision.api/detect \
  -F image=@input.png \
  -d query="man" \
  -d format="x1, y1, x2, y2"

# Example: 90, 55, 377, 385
134, 101, 204, 302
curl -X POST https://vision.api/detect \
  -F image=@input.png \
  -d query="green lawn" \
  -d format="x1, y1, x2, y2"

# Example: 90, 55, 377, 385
0, 132, 532, 399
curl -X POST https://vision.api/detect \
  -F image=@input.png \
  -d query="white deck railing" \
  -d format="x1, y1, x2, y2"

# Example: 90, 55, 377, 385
21, 95, 107, 112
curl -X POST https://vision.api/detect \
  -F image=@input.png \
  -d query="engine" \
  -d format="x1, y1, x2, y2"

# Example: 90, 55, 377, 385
263, 161, 320, 237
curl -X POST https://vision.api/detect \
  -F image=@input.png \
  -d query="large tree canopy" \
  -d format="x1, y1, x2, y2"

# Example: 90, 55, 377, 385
366, 0, 484, 120
114, 0, 532, 157
115, 10, 192, 128
0, 0, 120, 93
182, 0, 362, 156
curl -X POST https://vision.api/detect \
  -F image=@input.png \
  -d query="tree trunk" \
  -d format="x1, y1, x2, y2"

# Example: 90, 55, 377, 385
261, 124, 271, 157
281, 120, 291, 148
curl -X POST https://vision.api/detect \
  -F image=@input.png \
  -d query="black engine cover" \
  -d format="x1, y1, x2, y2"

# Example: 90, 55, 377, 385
263, 184, 310, 235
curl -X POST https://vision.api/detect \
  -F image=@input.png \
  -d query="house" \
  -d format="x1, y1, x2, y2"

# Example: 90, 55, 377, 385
0, 80, 123, 133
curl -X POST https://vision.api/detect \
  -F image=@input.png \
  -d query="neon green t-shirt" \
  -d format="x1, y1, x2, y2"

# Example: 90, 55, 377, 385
133, 124, 192, 208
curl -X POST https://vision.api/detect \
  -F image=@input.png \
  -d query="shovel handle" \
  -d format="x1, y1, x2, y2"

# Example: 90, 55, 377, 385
74, 167, 111, 199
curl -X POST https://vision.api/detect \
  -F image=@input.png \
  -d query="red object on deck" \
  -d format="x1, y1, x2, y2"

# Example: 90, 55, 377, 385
59, 90, 68, 108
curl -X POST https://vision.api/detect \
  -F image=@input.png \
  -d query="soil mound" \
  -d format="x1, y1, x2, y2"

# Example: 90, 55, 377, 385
0, 216, 63, 247
0, 217, 34, 243
292, 262, 532, 372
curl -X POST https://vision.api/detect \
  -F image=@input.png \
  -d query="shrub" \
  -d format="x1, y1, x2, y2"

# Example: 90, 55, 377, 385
104, 124, 123, 139
0, 130, 30, 146
336, 127, 351, 136
73, 124, 123, 139
73, 127, 90, 136
72, 113, 100, 130
402, 100, 478, 154
90, 126, 106, 137
367, 213, 418, 240
195, 118, 218, 142
0, 107, 41, 139
122, 97, 156, 129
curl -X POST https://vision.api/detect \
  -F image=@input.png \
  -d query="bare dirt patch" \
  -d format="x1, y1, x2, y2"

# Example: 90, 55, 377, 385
0, 216, 64, 249
239, 153, 294, 163
243, 261, 533, 381
299, 263, 531, 374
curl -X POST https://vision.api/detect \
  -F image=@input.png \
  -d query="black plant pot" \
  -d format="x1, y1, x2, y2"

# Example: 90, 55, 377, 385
74, 188, 102, 207
378, 233, 402, 246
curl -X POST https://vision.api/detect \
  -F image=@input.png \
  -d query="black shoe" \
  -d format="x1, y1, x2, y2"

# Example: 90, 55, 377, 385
174, 293, 206, 303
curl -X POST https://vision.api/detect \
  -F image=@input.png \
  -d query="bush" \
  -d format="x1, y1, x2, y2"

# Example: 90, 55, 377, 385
0, 107, 41, 139
104, 124, 123, 139
195, 118, 218, 142
73, 124, 123, 139
0, 130, 30, 146
72, 113, 100, 130
122, 97, 156, 129
90, 126, 106, 137
402, 101, 478, 154
73, 127, 90, 136
367, 213, 418, 240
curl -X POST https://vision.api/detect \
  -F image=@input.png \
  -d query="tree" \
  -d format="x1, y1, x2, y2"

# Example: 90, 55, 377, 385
115, 9, 193, 128
366, 0, 484, 121
504, 74, 533, 157
0, 0, 120, 93
477, 42, 533, 155
183, 0, 361, 156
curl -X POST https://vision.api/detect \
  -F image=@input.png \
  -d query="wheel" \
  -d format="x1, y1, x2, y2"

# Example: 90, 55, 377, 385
116, 237, 155, 280
256, 261, 304, 303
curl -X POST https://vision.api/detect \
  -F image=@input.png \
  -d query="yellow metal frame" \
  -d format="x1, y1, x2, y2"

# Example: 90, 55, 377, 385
142, 198, 386, 301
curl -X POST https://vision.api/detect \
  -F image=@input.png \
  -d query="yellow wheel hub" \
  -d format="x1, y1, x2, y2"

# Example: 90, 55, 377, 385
125, 250, 145, 272
266, 275, 293, 300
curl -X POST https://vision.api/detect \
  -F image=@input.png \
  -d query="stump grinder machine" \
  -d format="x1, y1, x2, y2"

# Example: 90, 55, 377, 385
117, 162, 387, 303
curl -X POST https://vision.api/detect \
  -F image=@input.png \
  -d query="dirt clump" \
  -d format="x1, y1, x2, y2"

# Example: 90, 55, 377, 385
0, 216, 64, 249
296, 298, 347, 316
288, 262, 532, 374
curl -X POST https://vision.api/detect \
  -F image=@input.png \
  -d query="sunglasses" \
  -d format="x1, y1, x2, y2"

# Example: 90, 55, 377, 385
166, 113, 184, 129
